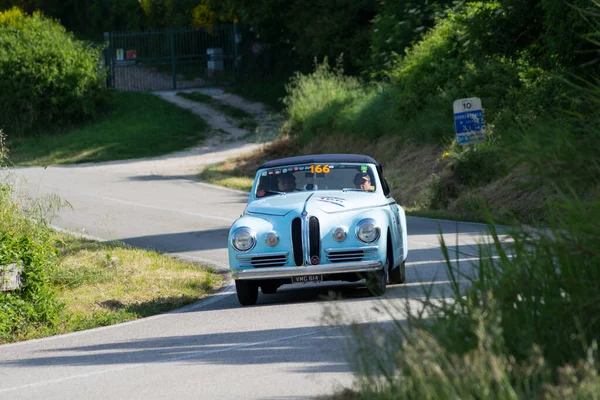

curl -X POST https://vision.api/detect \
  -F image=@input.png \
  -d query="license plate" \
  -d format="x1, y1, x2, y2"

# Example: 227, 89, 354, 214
292, 275, 322, 284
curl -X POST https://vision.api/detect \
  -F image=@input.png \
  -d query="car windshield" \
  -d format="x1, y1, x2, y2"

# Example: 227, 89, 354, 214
254, 162, 377, 197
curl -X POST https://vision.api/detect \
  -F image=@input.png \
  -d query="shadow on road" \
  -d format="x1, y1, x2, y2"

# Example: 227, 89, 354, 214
119, 228, 230, 253
0, 320, 407, 377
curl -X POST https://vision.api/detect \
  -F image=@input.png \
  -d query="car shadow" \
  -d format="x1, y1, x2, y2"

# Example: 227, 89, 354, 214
119, 228, 231, 253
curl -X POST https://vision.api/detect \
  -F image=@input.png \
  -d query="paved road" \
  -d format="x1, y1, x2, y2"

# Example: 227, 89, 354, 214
0, 163, 492, 399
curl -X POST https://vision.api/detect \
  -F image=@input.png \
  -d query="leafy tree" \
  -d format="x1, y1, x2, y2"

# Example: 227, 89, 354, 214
367, 0, 454, 75
461, 0, 598, 70
230, 0, 377, 73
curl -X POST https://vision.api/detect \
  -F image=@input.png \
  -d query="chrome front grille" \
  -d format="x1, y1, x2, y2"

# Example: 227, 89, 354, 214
237, 253, 288, 268
251, 255, 287, 267
327, 250, 364, 263
326, 246, 378, 263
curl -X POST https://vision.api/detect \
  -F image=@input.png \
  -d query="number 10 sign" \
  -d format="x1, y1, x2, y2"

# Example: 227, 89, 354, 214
453, 97, 486, 146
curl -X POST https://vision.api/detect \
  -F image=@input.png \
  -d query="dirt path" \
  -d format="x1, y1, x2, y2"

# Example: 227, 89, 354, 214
72, 88, 282, 178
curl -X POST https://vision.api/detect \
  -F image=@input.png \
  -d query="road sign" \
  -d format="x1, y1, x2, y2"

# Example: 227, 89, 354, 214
453, 97, 485, 146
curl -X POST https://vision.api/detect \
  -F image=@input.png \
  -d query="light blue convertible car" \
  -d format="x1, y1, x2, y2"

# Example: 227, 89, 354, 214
228, 154, 408, 305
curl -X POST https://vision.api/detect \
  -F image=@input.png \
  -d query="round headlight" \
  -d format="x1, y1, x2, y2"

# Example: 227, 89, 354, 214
265, 232, 279, 247
356, 219, 380, 243
231, 227, 256, 252
333, 227, 347, 242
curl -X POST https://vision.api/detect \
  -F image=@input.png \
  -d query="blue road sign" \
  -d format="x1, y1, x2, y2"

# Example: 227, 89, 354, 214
453, 98, 486, 146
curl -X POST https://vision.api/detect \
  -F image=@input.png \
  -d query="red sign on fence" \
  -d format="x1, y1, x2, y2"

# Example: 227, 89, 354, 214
126, 50, 137, 60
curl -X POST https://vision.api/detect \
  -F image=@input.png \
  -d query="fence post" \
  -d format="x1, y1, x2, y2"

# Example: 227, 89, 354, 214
103, 32, 112, 88
169, 29, 177, 90
233, 22, 240, 81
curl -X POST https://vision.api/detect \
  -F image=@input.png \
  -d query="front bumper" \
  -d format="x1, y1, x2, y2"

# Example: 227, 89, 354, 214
231, 260, 383, 280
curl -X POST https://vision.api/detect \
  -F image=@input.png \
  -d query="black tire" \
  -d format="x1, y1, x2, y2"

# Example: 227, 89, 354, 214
261, 282, 279, 294
235, 280, 258, 306
389, 260, 406, 284
366, 269, 387, 296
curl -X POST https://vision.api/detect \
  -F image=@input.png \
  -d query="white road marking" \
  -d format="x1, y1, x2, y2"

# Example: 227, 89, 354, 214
49, 225, 109, 242
407, 255, 504, 267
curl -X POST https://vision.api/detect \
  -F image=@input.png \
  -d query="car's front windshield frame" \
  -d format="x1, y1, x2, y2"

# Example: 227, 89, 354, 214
251, 162, 381, 199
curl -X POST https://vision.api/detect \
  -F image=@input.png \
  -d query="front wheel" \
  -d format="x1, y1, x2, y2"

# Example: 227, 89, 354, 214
235, 280, 258, 306
389, 260, 406, 284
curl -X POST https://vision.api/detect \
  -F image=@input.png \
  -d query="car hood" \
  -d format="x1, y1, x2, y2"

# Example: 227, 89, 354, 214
245, 191, 386, 216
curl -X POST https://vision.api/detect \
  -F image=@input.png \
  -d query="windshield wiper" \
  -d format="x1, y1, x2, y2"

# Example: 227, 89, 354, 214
342, 188, 364, 192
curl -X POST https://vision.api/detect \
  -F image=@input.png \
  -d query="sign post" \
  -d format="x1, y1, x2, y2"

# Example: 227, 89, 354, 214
1, 263, 22, 292
453, 97, 485, 148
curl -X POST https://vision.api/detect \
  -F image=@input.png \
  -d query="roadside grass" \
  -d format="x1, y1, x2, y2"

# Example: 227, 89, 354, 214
7, 92, 210, 166
196, 135, 506, 222
0, 178, 224, 343
196, 126, 552, 226
197, 136, 298, 190
177, 92, 259, 133
326, 181, 600, 399
12, 232, 224, 342
199, 162, 254, 191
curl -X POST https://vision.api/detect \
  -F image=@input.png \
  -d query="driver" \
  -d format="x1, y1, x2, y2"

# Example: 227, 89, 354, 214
277, 173, 297, 192
353, 172, 373, 191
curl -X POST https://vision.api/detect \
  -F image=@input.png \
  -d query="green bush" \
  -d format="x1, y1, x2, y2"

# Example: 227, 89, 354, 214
385, 4, 570, 123
0, 185, 63, 342
283, 59, 372, 142
283, 16, 558, 144
0, 8, 107, 137
428, 137, 506, 208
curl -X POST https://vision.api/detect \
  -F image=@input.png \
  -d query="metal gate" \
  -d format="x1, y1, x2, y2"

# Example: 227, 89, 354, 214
104, 26, 237, 92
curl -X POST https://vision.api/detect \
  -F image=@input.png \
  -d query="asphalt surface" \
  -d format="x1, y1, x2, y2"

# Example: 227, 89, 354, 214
0, 164, 493, 399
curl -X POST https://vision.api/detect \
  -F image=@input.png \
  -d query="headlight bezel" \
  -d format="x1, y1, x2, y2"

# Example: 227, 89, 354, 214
355, 218, 380, 243
231, 227, 257, 252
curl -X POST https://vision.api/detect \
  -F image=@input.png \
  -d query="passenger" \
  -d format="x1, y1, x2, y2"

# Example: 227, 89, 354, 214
353, 172, 372, 191
277, 173, 297, 192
